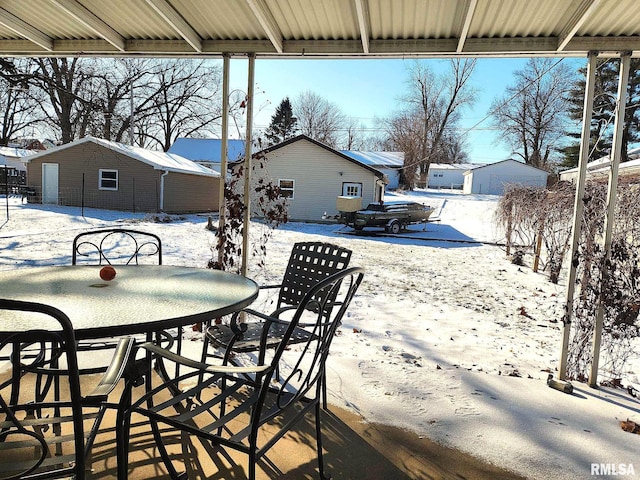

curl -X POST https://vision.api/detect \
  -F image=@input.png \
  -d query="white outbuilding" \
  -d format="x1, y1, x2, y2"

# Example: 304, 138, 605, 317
463, 159, 549, 195
341, 151, 403, 189
559, 147, 640, 182
428, 163, 481, 189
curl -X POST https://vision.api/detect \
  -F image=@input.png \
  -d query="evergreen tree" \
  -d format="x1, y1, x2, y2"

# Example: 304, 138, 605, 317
562, 59, 640, 168
264, 97, 298, 146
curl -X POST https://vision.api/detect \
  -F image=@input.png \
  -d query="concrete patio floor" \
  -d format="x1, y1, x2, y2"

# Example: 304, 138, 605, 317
85, 381, 525, 480
1, 363, 526, 479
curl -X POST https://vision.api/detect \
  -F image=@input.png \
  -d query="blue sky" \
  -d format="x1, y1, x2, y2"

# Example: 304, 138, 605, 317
228, 57, 587, 164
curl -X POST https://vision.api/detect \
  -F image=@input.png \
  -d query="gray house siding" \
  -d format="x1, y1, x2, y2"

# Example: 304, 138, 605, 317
463, 160, 548, 195
163, 171, 219, 213
27, 145, 160, 211
26, 141, 218, 213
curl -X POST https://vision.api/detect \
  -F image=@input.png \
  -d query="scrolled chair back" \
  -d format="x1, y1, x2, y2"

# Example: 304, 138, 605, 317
72, 228, 162, 265
0, 299, 86, 480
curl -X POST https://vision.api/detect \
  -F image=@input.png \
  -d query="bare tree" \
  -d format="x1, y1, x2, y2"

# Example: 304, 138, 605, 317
30, 58, 98, 144
83, 58, 153, 143
0, 58, 44, 145
137, 59, 224, 151
293, 90, 345, 147
342, 116, 372, 150
490, 58, 576, 170
381, 59, 477, 188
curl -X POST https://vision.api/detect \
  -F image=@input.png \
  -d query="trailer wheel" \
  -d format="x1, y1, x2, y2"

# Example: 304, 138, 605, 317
388, 220, 401, 234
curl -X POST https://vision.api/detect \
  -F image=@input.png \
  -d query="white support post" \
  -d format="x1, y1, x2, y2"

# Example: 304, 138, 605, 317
559, 52, 598, 380
589, 53, 631, 388
241, 54, 256, 278
217, 54, 230, 268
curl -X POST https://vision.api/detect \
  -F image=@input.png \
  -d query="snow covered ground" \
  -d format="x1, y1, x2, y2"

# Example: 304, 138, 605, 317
1, 189, 639, 479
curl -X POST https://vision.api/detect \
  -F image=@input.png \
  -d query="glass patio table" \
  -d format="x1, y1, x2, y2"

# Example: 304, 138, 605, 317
0, 265, 259, 340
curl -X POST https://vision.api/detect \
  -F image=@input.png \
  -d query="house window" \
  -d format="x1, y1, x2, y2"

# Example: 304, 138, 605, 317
278, 179, 294, 199
99, 169, 118, 190
342, 182, 362, 197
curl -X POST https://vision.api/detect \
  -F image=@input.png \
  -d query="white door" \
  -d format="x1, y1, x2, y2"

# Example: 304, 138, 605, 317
42, 163, 59, 204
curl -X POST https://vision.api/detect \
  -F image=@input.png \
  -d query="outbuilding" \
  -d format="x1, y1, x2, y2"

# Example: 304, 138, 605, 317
428, 163, 481, 189
463, 159, 549, 195
24, 137, 219, 213
559, 147, 640, 182
168, 137, 246, 171
341, 151, 403, 189
246, 135, 385, 222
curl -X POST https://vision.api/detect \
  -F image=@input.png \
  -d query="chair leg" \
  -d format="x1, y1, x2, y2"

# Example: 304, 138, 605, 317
315, 401, 331, 480
321, 371, 328, 410
116, 386, 132, 480
150, 417, 186, 480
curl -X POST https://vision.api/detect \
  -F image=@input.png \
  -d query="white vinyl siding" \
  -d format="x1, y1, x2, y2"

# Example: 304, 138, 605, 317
262, 140, 380, 221
463, 160, 548, 195
278, 179, 294, 198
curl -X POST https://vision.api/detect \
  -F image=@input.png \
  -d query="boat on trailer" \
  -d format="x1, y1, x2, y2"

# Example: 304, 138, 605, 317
337, 196, 435, 234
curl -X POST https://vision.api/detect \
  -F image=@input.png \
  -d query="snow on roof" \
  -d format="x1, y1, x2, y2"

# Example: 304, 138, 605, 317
429, 162, 482, 171
0, 146, 35, 159
168, 138, 245, 163
466, 158, 549, 174
25, 137, 219, 178
341, 151, 404, 168
560, 146, 640, 175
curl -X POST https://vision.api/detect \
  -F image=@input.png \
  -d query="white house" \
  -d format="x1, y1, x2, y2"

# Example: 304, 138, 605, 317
248, 135, 386, 222
341, 151, 403, 189
428, 163, 481, 189
559, 147, 640, 182
463, 159, 549, 195
168, 138, 245, 171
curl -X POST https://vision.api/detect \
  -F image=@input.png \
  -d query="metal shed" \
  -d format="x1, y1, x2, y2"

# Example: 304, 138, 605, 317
462, 159, 549, 195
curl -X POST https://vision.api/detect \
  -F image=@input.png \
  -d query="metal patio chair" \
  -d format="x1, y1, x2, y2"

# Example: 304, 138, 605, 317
0, 298, 134, 480
116, 267, 364, 480
71, 228, 176, 376
72, 228, 163, 266
201, 242, 351, 403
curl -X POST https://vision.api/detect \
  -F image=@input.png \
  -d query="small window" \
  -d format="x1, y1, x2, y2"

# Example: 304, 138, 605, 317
99, 169, 118, 190
343, 182, 362, 197
278, 179, 294, 199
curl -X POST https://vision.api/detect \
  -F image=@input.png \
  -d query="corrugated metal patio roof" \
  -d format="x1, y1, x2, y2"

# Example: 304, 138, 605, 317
0, 0, 639, 58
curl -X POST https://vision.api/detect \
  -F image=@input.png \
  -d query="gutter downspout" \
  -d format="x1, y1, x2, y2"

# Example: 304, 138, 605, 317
160, 170, 169, 212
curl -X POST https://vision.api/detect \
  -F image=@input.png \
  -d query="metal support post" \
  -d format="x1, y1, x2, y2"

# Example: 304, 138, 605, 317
589, 53, 631, 387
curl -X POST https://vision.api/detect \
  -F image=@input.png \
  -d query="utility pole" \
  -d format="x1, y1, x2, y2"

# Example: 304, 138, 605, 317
129, 80, 135, 146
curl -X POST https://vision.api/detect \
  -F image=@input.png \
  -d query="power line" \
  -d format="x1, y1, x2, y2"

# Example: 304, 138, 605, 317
460, 58, 567, 136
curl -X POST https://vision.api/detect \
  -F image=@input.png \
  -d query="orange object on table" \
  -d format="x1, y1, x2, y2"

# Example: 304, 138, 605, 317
100, 266, 117, 281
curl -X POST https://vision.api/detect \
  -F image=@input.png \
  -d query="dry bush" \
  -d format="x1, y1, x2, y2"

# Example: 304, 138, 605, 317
497, 179, 640, 382
208, 146, 288, 273
496, 184, 574, 282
